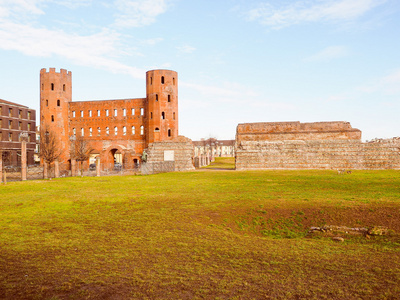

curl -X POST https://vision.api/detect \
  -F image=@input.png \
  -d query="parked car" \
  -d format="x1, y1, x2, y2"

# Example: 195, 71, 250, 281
114, 162, 122, 170
89, 163, 96, 171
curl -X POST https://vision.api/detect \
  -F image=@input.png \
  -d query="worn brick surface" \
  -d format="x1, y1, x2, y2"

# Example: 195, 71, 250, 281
236, 121, 400, 170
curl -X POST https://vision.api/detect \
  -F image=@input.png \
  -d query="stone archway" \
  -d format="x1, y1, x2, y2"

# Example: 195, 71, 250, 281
101, 144, 127, 170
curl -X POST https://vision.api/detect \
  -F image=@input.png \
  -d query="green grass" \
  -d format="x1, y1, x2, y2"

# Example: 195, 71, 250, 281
1, 170, 400, 299
202, 157, 236, 169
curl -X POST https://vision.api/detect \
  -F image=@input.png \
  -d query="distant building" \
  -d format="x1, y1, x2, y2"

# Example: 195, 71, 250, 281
193, 138, 235, 158
0, 99, 36, 166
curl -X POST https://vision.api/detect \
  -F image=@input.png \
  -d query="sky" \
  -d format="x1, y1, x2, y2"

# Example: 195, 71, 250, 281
0, 0, 399, 141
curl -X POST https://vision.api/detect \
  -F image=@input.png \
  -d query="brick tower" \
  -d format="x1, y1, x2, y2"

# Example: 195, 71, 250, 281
40, 68, 72, 161
145, 70, 178, 146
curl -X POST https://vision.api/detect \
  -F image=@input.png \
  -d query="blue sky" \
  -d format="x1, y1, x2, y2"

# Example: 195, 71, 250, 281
0, 0, 399, 141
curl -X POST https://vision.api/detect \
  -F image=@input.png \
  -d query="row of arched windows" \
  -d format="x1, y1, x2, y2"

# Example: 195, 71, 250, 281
72, 108, 144, 118
41, 83, 66, 91
73, 126, 144, 137
149, 76, 176, 85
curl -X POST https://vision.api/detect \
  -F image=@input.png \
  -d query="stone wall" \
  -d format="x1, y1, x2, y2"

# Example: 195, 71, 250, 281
145, 136, 195, 171
235, 121, 400, 170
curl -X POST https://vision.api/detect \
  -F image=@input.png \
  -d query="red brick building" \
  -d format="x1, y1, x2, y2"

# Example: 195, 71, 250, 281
40, 68, 178, 169
0, 99, 36, 166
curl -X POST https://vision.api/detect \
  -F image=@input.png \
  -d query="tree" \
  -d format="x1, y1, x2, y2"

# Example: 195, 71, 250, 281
70, 135, 93, 176
39, 126, 62, 178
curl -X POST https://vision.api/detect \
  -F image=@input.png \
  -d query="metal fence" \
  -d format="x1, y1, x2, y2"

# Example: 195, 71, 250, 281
141, 161, 175, 175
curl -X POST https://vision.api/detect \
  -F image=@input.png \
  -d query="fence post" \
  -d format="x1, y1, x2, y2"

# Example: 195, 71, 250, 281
54, 159, 60, 178
0, 150, 3, 184
21, 140, 27, 181
96, 157, 101, 177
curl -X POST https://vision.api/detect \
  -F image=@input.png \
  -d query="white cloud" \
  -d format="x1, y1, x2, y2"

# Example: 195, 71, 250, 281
113, 0, 169, 28
246, 0, 387, 29
176, 44, 196, 54
358, 69, 400, 95
140, 37, 164, 45
304, 45, 349, 62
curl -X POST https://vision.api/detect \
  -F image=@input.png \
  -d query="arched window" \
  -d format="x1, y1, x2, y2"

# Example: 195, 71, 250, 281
156, 94, 158, 101
132, 126, 135, 134
161, 112, 165, 119
150, 77, 153, 85
51, 115, 54, 122
173, 112, 175, 120
154, 127, 160, 132
168, 129, 171, 137
168, 95, 170, 102
73, 128, 76, 135
173, 77, 175, 85
114, 126, 118, 135
106, 127, 109, 135
81, 128, 84, 136
57, 100, 60, 107
89, 110, 92, 117
123, 109, 126, 116
140, 126, 144, 135
140, 108, 144, 115
131, 108, 135, 115
97, 127, 101, 135
123, 126, 126, 135
63, 84, 66, 91
46, 100, 48, 106
72, 111, 76, 117
114, 109, 117, 116
89, 127, 92, 136
150, 112, 153, 119
51, 83, 54, 90
161, 76, 164, 84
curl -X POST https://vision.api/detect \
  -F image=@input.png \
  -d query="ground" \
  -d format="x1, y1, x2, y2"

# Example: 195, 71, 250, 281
0, 159, 399, 299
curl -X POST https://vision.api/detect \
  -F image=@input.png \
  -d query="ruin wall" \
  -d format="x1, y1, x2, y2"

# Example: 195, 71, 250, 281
235, 122, 400, 170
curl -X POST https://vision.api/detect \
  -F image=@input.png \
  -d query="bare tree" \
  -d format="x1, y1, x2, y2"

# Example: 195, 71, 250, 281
70, 136, 93, 176
39, 126, 62, 178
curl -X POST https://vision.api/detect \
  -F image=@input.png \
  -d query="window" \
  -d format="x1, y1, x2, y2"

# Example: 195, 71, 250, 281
150, 112, 153, 119
123, 126, 126, 135
168, 95, 170, 102
51, 83, 54, 90
97, 110, 100, 117
8, 132, 12, 141
27, 123, 31, 130
63, 84, 65, 91
73, 128, 76, 135
173, 112, 175, 120
161, 112, 165, 119
80, 110, 83, 117
114, 109, 117, 116
106, 127, 109, 135
131, 108, 135, 115
46, 100, 48, 107
9, 120, 12, 129
161, 76, 164, 84
131, 126, 135, 134
140, 108, 144, 116
89, 110, 92, 117
140, 126, 144, 135
19, 110, 22, 118
123, 109, 126, 116
57, 100, 60, 107
173, 77, 175, 85
168, 129, 172, 137
106, 109, 109, 116
9, 108, 12, 117
154, 127, 160, 132
0, 106, 2, 114
97, 127, 101, 135
156, 94, 158, 101
150, 77, 152, 85
19, 122, 22, 130
27, 111, 31, 120
89, 127, 92, 136
81, 128, 84, 136
114, 126, 118, 135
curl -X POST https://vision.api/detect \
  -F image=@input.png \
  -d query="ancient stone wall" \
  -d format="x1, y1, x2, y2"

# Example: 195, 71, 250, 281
235, 122, 400, 170
145, 136, 195, 172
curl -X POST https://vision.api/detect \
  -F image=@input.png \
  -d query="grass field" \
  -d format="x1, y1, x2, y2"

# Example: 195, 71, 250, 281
1, 162, 400, 299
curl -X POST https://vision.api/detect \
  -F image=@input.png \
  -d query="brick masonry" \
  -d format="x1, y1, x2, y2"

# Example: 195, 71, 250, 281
145, 136, 195, 171
235, 121, 400, 170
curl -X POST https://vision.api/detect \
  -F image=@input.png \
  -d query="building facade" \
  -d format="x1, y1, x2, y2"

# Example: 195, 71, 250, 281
0, 99, 36, 166
193, 139, 235, 158
40, 68, 178, 169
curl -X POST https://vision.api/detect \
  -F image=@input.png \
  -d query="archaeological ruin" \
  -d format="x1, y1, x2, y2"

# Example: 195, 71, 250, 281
235, 121, 400, 170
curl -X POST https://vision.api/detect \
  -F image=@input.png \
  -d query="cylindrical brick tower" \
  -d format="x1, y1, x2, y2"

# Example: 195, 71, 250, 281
40, 68, 72, 161
145, 70, 178, 146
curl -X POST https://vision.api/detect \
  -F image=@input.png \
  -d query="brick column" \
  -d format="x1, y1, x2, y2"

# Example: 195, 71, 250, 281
43, 161, 48, 179
96, 157, 101, 177
71, 159, 76, 176
54, 159, 59, 178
